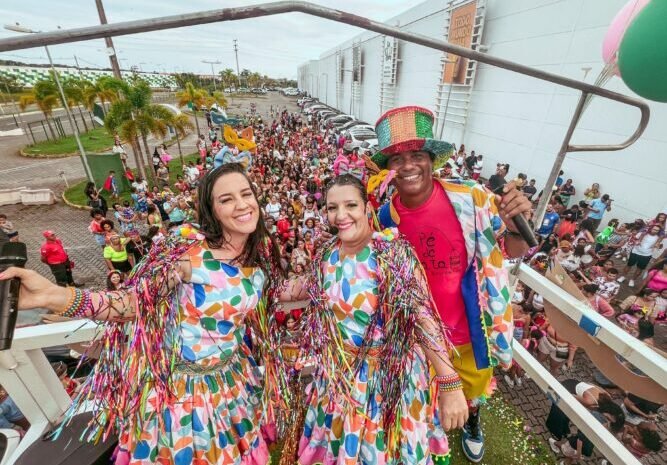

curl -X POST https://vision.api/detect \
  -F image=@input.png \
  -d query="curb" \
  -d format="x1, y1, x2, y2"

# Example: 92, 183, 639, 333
61, 190, 91, 211
19, 146, 114, 159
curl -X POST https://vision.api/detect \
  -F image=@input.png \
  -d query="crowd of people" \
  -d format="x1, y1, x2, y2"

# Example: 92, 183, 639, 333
0, 99, 664, 465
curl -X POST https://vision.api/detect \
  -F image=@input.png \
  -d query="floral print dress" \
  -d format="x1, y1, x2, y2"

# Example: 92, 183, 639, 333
117, 243, 269, 465
297, 242, 449, 465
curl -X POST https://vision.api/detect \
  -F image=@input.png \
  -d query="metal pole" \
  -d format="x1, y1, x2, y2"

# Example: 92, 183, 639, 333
533, 92, 588, 228
439, 82, 454, 141
0, 2, 650, 153
94, 0, 122, 78
211, 63, 216, 90
3, 81, 31, 144
44, 46, 94, 183
233, 39, 241, 89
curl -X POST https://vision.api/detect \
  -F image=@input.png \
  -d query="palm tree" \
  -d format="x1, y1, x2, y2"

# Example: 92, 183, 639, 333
248, 72, 262, 89
171, 113, 194, 166
105, 79, 174, 185
19, 79, 59, 139
220, 68, 237, 91
176, 82, 206, 137
206, 91, 228, 110
62, 77, 91, 132
82, 76, 117, 117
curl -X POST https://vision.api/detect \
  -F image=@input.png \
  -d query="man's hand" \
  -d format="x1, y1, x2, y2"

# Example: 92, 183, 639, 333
495, 182, 533, 234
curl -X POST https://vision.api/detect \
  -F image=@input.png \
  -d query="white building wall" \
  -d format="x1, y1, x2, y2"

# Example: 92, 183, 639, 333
298, 0, 667, 223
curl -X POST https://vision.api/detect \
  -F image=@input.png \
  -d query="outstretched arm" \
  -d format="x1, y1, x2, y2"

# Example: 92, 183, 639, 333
0, 259, 189, 322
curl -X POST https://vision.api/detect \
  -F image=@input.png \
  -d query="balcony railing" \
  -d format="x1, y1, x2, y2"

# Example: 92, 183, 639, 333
1, 264, 665, 464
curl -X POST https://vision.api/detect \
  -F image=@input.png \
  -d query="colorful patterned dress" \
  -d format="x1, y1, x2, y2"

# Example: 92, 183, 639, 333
297, 241, 449, 465
117, 242, 270, 465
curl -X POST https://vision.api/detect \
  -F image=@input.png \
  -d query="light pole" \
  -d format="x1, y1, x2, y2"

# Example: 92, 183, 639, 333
202, 60, 221, 91
4, 23, 94, 183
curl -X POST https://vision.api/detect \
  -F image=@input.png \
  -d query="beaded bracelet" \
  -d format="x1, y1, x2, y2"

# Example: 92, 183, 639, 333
434, 373, 463, 392
437, 378, 463, 392
57, 287, 92, 318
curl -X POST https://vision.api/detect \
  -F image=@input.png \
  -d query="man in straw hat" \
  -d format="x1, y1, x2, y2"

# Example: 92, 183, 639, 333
373, 106, 532, 463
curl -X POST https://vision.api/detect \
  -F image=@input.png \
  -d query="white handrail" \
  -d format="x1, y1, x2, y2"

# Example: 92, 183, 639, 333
2, 265, 666, 465
517, 263, 667, 385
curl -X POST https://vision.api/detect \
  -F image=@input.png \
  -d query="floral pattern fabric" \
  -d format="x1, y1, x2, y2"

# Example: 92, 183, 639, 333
117, 243, 269, 465
297, 242, 449, 465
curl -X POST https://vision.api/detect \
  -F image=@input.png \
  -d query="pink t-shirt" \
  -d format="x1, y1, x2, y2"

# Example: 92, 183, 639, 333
393, 181, 471, 345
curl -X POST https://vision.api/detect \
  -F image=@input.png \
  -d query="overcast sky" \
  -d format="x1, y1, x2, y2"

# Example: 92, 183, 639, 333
0, 0, 418, 79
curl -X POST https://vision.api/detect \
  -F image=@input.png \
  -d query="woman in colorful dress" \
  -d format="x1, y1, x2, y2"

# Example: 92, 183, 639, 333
1, 163, 284, 465
279, 174, 468, 465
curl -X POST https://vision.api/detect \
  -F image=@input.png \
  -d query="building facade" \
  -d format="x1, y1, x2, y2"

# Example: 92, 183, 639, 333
298, 0, 667, 223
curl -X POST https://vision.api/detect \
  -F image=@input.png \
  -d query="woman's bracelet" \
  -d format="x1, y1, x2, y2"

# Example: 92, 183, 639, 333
434, 373, 463, 392
56, 287, 92, 318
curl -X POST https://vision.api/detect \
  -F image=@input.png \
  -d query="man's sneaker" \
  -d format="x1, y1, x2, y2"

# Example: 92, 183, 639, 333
504, 374, 515, 387
629, 280, 635, 287
548, 437, 560, 454
617, 276, 626, 283
516, 376, 523, 387
462, 414, 485, 463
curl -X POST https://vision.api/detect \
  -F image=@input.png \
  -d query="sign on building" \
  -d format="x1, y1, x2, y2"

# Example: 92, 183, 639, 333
443, 1, 477, 84
382, 36, 398, 85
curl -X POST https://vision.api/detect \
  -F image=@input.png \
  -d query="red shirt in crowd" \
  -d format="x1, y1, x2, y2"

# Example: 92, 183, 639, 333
393, 180, 471, 345
40, 238, 69, 265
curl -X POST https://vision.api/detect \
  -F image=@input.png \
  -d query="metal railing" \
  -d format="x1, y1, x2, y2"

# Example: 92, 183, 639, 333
2, 263, 665, 464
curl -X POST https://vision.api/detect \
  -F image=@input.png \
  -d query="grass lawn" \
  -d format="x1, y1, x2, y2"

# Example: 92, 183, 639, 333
268, 395, 555, 465
24, 126, 115, 155
63, 152, 200, 207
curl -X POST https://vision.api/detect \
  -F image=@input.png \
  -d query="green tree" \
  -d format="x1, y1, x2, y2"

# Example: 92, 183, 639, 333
171, 113, 194, 167
82, 76, 118, 117
240, 69, 251, 88
0, 74, 22, 93
19, 78, 59, 139
104, 78, 174, 185
62, 77, 91, 132
220, 68, 237, 91
176, 82, 206, 137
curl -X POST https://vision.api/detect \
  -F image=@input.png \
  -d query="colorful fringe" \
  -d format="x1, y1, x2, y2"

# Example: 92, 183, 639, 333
299, 228, 451, 458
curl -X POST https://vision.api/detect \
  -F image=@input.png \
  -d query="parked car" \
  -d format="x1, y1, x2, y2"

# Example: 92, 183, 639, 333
343, 129, 378, 151
339, 120, 371, 132
328, 115, 356, 127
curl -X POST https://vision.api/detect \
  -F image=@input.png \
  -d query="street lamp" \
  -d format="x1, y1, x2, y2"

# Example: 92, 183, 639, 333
4, 22, 94, 183
202, 60, 221, 91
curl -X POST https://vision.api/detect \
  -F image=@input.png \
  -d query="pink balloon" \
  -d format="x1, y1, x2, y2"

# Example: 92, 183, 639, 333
602, 0, 650, 65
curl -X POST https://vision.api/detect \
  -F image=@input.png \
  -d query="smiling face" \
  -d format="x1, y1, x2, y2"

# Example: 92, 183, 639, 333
386, 151, 433, 206
326, 184, 371, 246
211, 172, 260, 241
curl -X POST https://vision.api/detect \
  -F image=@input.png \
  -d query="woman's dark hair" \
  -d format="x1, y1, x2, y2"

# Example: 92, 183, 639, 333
637, 318, 654, 341
582, 283, 599, 295
638, 287, 658, 298
638, 426, 662, 452
579, 219, 596, 234
324, 174, 368, 204
106, 271, 122, 290
147, 225, 161, 240
90, 208, 104, 218
197, 163, 283, 278
597, 394, 625, 433
147, 204, 157, 214
84, 182, 96, 196
573, 244, 586, 257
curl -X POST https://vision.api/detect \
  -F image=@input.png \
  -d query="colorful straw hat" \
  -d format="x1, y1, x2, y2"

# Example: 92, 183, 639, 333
371, 106, 454, 170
